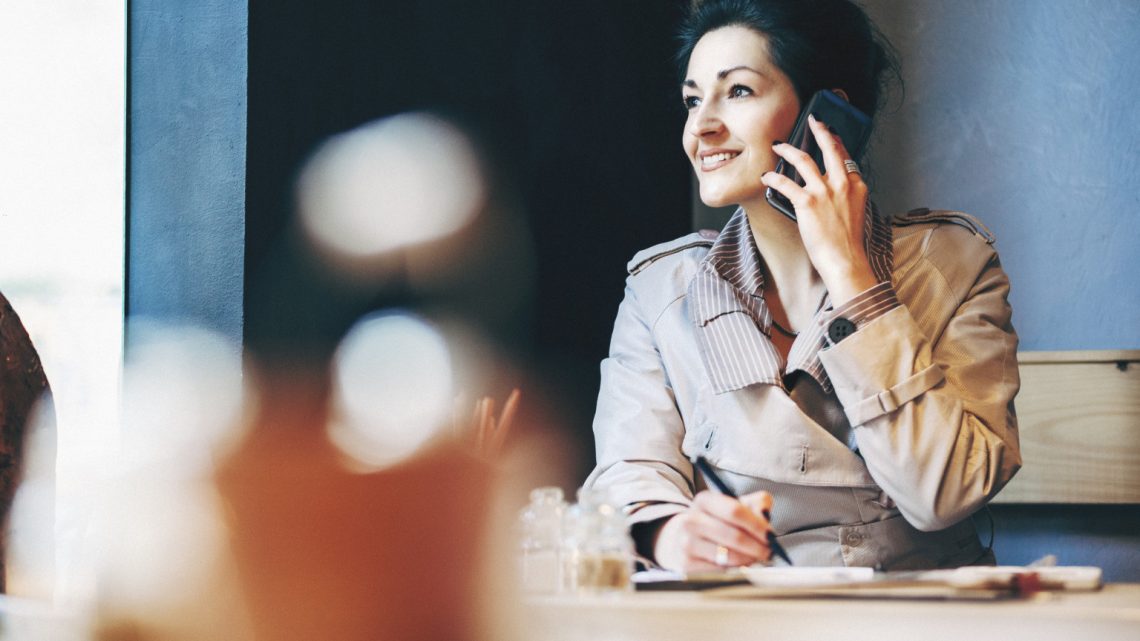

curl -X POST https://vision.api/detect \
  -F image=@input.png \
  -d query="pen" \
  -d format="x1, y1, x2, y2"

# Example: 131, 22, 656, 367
692, 456, 794, 566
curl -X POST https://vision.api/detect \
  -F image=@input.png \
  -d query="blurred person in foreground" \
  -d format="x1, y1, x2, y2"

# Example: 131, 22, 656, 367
586, 0, 1020, 572
80, 115, 561, 641
206, 114, 564, 641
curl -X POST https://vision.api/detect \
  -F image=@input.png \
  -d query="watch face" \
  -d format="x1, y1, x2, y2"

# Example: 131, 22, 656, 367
828, 317, 856, 343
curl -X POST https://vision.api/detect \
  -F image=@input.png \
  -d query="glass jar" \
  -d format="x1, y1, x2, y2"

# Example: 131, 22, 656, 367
560, 487, 633, 594
516, 486, 566, 594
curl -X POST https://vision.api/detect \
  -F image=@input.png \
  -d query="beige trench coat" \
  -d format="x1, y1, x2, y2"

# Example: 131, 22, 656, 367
585, 209, 1022, 569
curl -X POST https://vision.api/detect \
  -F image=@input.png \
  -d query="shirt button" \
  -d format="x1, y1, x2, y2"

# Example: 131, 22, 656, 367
828, 317, 857, 343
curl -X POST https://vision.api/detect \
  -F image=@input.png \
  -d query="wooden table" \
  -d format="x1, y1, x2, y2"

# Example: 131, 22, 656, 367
522, 584, 1140, 641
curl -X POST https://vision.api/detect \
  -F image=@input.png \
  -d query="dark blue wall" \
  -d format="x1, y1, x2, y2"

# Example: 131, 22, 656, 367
243, 0, 691, 446
127, 0, 246, 341
991, 505, 1140, 582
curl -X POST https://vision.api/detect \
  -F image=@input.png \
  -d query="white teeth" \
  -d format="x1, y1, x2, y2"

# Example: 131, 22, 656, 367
701, 152, 739, 166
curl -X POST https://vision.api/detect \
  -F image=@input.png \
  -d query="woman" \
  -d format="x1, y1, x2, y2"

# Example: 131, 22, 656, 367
586, 0, 1020, 572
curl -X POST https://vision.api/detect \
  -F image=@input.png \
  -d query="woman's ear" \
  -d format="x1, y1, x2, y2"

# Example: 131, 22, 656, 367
831, 88, 850, 102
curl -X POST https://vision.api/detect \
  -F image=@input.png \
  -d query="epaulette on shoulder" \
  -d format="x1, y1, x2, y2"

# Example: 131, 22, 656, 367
627, 230, 717, 275
891, 208, 996, 245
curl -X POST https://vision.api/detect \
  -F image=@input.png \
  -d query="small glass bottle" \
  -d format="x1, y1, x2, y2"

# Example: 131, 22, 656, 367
517, 486, 566, 594
561, 487, 633, 594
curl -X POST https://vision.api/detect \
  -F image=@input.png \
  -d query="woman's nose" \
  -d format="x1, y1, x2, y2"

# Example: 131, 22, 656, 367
688, 102, 724, 138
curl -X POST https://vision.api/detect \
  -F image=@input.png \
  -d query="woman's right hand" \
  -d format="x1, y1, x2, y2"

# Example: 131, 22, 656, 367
653, 490, 774, 572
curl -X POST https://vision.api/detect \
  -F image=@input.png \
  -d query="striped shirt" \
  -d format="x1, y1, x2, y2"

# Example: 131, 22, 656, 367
689, 203, 897, 396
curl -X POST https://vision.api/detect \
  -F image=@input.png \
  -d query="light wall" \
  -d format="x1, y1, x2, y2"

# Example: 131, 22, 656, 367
862, 0, 1140, 352
128, 0, 247, 341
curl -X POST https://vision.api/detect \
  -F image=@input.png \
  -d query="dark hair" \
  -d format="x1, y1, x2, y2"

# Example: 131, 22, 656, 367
676, 0, 901, 123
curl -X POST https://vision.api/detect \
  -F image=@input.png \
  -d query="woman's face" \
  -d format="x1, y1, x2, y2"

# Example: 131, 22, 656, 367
682, 26, 800, 210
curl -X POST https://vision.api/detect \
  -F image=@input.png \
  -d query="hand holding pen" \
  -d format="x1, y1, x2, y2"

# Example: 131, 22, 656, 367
651, 456, 790, 571
692, 456, 793, 566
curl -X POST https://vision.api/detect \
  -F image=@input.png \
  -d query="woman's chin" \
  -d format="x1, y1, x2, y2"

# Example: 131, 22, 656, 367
698, 189, 737, 209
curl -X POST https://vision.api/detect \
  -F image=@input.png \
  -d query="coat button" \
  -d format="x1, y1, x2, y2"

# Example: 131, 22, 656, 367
844, 532, 863, 547
828, 317, 857, 343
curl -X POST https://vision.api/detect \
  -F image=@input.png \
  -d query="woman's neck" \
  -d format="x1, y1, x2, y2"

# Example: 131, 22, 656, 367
743, 201, 826, 329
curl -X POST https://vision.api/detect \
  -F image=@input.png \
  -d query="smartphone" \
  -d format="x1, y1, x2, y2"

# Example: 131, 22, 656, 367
765, 90, 872, 221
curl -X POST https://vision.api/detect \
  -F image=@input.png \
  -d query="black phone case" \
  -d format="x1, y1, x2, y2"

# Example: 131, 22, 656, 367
765, 90, 872, 220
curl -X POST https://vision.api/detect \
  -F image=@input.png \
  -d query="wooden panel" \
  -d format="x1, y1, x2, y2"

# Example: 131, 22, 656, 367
993, 351, 1140, 503
1017, 349, 1140, 364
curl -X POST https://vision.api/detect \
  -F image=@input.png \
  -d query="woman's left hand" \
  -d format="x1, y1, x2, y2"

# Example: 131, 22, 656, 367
761, 114, 877, 305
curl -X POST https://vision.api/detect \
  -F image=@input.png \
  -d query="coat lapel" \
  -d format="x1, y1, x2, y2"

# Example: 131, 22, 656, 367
689, 203, 894, 396
689, 210, 782, 393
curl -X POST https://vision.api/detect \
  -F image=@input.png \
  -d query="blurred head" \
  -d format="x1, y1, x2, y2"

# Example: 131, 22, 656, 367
676, 0, 899, 209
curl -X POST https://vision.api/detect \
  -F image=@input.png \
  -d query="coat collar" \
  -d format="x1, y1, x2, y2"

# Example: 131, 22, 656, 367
689, 204, 893, 395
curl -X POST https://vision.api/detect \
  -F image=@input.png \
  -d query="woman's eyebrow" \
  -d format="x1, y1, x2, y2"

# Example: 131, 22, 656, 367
682, 65, 767, 89
717, 65, 766, 80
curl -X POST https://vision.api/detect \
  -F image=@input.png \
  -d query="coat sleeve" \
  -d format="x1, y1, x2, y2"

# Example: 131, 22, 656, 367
584, 278, 696, 527
818, 229, 1021, 531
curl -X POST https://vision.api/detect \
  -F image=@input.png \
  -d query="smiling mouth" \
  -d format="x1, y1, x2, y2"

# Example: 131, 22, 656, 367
700, 152, 740, 170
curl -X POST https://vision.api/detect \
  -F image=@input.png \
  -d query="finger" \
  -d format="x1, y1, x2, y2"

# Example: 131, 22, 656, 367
808, 114, 864, 193
738, 490, 774, 523
667, 507, 772, 572
761, 170, 809, 207
771, 141, 825, 190
693, 491, 771, 544
473, 398, 487, 448
487, 388, 520, 456
693, 491, 769, 532
480, 397, 494, 452
737, 491, 776, 563
678, 511, 769, 568
677, 553, 727, 574
682, 508, 769, 561
691, 535, 767, 568
807, 114, 850, 182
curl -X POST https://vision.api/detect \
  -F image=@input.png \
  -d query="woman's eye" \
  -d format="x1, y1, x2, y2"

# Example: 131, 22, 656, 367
729, 84, 753, 98
682, 95, 701, 110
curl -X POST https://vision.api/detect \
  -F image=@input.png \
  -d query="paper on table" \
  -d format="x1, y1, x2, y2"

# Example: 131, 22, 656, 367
901, 566, 1103, 591
742, 566, 874, 586
704, 565, 1103, 601
632, 567, 750, 590
632, 566, 873, 591
636, 564, 1103, 596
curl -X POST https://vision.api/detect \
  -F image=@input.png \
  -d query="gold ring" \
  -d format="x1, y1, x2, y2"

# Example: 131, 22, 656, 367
715, 545, 730, 566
